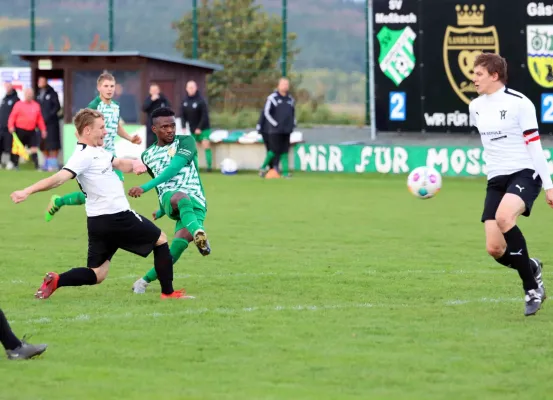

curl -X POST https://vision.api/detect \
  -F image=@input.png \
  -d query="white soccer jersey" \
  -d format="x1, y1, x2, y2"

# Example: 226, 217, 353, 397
63, 143, 130, 217
470, 86, 540, 179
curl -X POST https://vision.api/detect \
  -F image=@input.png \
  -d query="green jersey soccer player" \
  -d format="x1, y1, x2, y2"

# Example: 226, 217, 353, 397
44, 72, 142, 221
128, 107, 210, 294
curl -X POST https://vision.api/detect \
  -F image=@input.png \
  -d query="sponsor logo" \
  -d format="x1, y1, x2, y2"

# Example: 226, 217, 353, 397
443, 4, 499, 105
527, 25, 553, 88
375, 0, 418, 24
377, 26, 417, 85
527, 2, 553, 17
424, 111, 469, 127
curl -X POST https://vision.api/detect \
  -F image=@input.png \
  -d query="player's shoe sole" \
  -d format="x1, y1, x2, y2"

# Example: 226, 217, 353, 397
193, 229, 211, 256
35, 272, 59, 299
45, 195, 61, 222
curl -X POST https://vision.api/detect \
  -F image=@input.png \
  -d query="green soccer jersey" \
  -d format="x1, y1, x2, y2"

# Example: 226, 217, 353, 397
88, 96, 120, 155
141, 135, 207, 208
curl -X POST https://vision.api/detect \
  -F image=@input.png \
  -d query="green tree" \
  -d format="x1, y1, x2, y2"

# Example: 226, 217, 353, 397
173, 0, 299, 112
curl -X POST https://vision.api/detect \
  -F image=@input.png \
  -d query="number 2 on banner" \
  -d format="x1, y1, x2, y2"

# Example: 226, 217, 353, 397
542, 94, 553, 123
389, 92, 406, 121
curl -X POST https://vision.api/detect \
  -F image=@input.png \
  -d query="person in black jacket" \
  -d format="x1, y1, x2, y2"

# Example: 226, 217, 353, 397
180, 80, 212, 171
256, 107, 276, 177
36, 76, 61, 171
264, 78, 296, 178
143, 83, 171, 147
0, 82, 19, 168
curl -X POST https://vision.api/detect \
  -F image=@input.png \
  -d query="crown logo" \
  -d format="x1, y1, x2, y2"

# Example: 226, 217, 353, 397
456, 4, 485, 26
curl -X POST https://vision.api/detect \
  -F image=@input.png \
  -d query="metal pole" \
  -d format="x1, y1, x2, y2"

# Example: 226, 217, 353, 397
30, 0, 36, 51
281, 0, 287, 77
367, 0, 376, 140
109, 0, 114, 51
192, 0, 198, 59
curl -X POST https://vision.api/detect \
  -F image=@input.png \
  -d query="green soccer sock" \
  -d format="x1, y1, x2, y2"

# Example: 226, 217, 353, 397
143, 238, 189, 283
261, 150, 275, 169
178, 197, 203, 235
55, 191, 86, 208
205, 148, 213, 169
280, 153, 289, 175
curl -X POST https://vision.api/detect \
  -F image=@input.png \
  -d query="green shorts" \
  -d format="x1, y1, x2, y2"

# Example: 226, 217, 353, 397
193, 129, 211, 143
114, 169, 124, 181
160, 190, 207, 233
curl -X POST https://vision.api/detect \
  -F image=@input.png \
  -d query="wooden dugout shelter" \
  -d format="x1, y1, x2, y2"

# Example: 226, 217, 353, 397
11, 50, 223, 124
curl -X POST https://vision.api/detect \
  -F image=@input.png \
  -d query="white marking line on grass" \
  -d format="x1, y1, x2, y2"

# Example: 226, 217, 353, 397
1, 269, 537, 286
11, 298, 521, 326
0, 272, 278, 285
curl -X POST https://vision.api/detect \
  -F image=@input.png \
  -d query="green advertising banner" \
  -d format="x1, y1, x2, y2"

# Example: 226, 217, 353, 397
294, 144, 553, 177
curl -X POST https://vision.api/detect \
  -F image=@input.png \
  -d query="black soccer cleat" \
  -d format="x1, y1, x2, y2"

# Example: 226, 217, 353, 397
193, 229, 211, 256
6, 339, 47, 360
531, 258, 546, 299
524, 289, 544, 316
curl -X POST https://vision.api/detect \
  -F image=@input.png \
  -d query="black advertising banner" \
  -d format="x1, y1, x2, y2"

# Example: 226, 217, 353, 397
524, 1, 553, 135
373, 0, 421, 132
373, 0, 553, 135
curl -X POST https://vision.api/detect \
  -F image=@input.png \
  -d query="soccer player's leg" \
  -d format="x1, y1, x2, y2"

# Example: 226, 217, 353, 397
118, 210, 189, 299
200, 129, 213, 172
134, 224, 193, 293
1, 308, 47, 360
35, 225, 116, 299
45, 191, 86, 222
496, 170, 544, 316
259, 132, 275, 177
114, 168, 125, 182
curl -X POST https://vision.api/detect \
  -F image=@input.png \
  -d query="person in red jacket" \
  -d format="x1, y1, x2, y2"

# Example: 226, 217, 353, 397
8, 88, 46, 170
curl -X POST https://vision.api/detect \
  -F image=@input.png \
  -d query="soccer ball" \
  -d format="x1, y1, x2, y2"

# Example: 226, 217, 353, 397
220, 158, 238, 175
407, 166, 442, 199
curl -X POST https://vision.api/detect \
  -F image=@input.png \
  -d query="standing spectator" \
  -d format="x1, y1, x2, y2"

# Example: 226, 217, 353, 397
256, 107, 275, 177
264, 78, 296, 178
143, 83, 170, 147
180, 80, 212, 172
8, 88, 46, 170
0, 81, 19, 168
36, 76, 61, 171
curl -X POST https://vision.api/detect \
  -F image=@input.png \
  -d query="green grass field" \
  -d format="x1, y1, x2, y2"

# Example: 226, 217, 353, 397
1, 170, 553, 400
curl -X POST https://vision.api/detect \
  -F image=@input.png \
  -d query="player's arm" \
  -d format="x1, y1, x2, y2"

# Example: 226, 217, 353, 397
36, 108, 47, 137
520, 99, 553, 190
264, 95, 278, 127
180, 101, 187, 129
197, 99, 208, 130
140, 136, 196, 193
112, 157, 147, 174
117, 121, 142, 144
11, 169, 74, 203
7, 102, 20, 133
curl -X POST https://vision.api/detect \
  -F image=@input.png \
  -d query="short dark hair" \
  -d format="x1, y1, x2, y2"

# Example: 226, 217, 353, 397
473, 53, 508, 83
151, 107, 175, 124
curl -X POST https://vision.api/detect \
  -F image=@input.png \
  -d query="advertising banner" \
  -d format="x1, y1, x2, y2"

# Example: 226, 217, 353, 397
294, 143, 553, 177
374, 0, 553, 135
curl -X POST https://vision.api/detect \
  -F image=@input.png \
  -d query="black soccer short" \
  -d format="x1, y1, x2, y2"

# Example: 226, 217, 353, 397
481, 168, 542, 222
86, 210, 161, 268
15, 128, 39, 148
268, 133, 291, 154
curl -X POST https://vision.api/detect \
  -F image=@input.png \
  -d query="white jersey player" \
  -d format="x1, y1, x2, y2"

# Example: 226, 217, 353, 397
10, 108, 187, 300
470, 53, 553, 316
